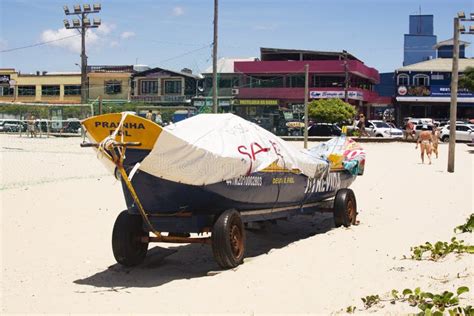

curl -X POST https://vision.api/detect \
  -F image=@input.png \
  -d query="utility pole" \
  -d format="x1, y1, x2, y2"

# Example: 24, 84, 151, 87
343, 50, 349, 103
212, 0, 219, 113
304, 64, 309, 149
447, 16, 459, 173
63, 4, 102, 105
447, 12, 474, 172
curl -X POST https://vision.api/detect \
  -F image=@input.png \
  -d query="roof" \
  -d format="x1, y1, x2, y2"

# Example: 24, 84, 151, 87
396, 58, 474, 72
260, 47, 362, 62
203, 57, 257, 74
433, 38, 470, 49
133, 66, 201, 79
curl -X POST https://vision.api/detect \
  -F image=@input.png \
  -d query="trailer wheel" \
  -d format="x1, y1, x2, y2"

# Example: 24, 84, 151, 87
112, 210, 148, 267
334, 189, 357, 228
212, 209, 246, 269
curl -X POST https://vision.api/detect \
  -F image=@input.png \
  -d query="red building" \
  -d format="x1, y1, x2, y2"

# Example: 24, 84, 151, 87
233, 48, 390, 119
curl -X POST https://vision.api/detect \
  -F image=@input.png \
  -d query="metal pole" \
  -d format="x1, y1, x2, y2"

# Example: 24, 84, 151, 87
212, 0, 219, 113
304, 64, 309, 149
447, 17, 459, 173
343, 50, 349, 103
80, 13, 87, 105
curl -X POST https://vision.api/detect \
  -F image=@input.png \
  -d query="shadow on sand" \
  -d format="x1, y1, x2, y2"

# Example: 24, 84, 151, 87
74, 213, 336, 289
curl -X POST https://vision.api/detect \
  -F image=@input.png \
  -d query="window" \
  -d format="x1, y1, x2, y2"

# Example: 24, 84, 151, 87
456, 125, 470, 131
42, 85, 60, 96
140, 80, 158, 94
397, 74, 409, 86
0, 86, 14, 96
218, 78, 232, 88
287, 75, 305, 88
249, 76, 284, 88
105, 80, 122, 95
312, 75, 345, 88
18, 85, 36, 96
64, 85, 81, 96
413, 74, 429, 86
164, 80, 182, 94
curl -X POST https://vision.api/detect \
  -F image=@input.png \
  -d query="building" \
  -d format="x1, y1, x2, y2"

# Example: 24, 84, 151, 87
87, 65, 135, 102
0, 66, 135, 104
395, 57, 474, 120
403, 14, 437, 66
131, 66, 201, 106
193, 57, 256, 109
233, 47, 389, 121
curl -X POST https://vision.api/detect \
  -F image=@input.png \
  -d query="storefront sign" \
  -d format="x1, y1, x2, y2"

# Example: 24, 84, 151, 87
193, 99, 231, 107
430, 86, 474, 97
309, 90, 364, 100
397, 86, 408, 96
234, 99, 279, 106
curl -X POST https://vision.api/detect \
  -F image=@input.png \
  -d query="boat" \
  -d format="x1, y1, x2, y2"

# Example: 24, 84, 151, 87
80, 112, 366, 268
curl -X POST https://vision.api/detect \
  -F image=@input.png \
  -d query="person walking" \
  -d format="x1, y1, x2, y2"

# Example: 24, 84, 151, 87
145, 110, 153, 121
357, 114, 369, 137
27, 115, 36, 138
405, 120, 415, 140
415, 125, 432, 164
431, 125, 440, 158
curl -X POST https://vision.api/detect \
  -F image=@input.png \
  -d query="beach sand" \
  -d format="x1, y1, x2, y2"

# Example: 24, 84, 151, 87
1, 134, 473, 314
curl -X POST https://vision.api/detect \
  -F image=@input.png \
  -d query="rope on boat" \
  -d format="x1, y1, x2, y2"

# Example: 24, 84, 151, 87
95, 112, 161, 237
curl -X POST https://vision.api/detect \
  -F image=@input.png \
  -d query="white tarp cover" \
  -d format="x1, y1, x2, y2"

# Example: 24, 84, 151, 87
138, 114, 329, 186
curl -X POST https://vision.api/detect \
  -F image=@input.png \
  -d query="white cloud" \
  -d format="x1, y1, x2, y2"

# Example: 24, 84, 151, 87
110, 41, 119, 48
172, 6, 184, 16
120, 31, 135, 39
97, 22, 116, 35
40, 22, 116, 53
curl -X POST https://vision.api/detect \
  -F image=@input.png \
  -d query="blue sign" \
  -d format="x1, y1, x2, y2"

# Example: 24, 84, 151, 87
430, 86, 474, 97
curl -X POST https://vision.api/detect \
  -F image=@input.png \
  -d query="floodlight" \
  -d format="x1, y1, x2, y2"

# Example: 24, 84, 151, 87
93, 3, 101, 11
63, 5, 69, 14
63, 19, 70, 28
83, 4, 91, 11
460, 25, 466, 32
457, 11, 466, 19
72, 18, 80, 27
93, 18, 101, 26
83, 18, 91, 26
73, 4, 81, 13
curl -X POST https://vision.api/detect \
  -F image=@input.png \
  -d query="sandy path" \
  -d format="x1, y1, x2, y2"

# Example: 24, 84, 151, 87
1, 134, 473, 314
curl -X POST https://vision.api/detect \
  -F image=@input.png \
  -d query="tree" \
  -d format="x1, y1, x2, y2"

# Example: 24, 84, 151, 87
459, 66, 474, 91
308, 98, 356, 124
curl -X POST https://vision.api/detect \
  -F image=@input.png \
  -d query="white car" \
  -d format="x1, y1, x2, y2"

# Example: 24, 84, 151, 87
366, 120, 404, 138
439, 124, 474, 142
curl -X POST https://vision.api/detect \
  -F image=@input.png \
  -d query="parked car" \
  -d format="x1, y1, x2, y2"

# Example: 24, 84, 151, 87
439, 124, 474, 142
308, 123, 342, 136
366, 120, 403, 138
0, 119, 27, 132
62, 119, 82, 133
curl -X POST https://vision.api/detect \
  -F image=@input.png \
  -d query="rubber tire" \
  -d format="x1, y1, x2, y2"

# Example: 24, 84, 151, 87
112, 211, 148, 267
376, 134, 383, 137
442, 136, 449, 143
212, 209, 246, 269
333, 189, 357, 228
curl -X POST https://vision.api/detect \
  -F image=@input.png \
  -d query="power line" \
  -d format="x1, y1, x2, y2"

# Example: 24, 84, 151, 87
0, 34, 80, 53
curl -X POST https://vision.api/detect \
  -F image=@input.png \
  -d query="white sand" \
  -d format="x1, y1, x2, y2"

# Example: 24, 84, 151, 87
1, 134, 473, 314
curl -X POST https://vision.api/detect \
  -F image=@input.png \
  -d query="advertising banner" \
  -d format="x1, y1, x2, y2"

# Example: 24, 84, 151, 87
309, 90, 364, 100
430, 86, 474, 97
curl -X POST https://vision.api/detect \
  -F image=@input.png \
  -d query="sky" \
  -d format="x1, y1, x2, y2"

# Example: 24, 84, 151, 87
0, 0, 473, 74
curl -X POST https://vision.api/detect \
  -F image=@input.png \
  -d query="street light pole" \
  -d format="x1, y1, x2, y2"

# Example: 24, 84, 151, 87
63, 4, 102, 105
447, 17, 460, 173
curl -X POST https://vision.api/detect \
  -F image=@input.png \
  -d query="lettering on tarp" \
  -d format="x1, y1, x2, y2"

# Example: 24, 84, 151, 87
238, 142, 271, 174
305, 172, 341, 193
226, 176, 263, 186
